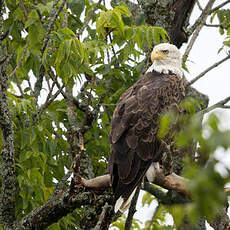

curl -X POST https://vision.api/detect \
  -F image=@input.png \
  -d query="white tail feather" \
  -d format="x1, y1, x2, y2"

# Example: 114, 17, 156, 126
146, 162, 160, 182
114, 187, 137, 213
114, 196, 124, 213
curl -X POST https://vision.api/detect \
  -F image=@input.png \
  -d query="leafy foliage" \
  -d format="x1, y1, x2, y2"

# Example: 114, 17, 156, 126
211, 9, 230, 50
1, 0, 230, 229
1, 0, 168, 228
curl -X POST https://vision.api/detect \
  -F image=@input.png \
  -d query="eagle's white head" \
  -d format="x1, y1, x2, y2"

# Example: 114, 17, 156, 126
146, 43, 183, 77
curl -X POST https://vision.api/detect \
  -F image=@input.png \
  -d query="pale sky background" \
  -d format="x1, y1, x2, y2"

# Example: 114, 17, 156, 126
122, 0, 230, 229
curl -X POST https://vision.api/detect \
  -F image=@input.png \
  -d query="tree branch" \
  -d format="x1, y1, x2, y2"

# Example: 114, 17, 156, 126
38, 84, 65, 118
47, 67, 88, 112
198, 95, 230, 115
18, 189, 92, 229
7, 38, 29, 79
81, 172, 191, 199
209, 0, 230, 14
0, 43, 17, 230
143, 182, 169, 204
188, 55, 230, 86
77, 0, 103, 37
183, 0, 215, 61
0, 3, 17, 227
195, 0, 203, 11
124, 185, 141, 230
34, 0, 66, 99
94, 202, 110, 230
189, 0, 215, 34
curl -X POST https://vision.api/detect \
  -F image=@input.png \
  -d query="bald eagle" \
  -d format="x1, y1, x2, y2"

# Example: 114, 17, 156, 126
108, 43, 186, 212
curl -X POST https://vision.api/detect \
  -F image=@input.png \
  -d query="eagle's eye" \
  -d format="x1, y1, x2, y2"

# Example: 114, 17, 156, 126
161, 50, 169, 54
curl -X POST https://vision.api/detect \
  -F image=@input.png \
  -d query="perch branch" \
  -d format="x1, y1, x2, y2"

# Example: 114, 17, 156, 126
81, 174, 111, 189
81, 172, 191, 198
188, 55, 230, 86
81, 172, 230, 199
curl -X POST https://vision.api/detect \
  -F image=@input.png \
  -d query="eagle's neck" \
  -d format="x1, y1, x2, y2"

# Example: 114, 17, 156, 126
146, 59, 183, 77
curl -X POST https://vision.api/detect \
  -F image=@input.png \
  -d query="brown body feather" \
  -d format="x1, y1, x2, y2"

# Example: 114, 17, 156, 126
108, 70, 186, 204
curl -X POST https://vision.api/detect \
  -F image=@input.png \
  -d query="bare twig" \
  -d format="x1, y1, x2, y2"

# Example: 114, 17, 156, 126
27, 79, 34, 94
188, 55, 230, 86
196, 0, 203, 11
198, 96, 230, 115
209, 0, 230, 14
183, 0, 215, 61
38, 84, 65, 118
7, 38, 29, 79
41, 0, 65, 54
34, 0, 66, 99
19, 0, 28, 19
189, 0, 215, 35
47, 67, 89, 113
223, 105, 230, 109
205, 23, 222, 27
94, 202, 110, 230
78, 0, 103, 37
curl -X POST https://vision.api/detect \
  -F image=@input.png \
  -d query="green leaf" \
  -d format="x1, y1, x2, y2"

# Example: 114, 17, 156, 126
67, 0, 85, 17
47, 222, 61, 230
25, 10, 39, 28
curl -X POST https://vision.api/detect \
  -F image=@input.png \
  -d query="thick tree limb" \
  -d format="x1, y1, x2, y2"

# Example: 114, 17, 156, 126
81, 174, 111, 189
15, 170, 108, 230
81, 172, 230, 200
0, 4, 17, 228
12, 170, 230, 229
0, 76, 17, 228
81, 172, 191, 199
18, 189, 92, 229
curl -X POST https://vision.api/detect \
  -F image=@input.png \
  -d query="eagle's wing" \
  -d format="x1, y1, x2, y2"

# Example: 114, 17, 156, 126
109, 71, 185, 211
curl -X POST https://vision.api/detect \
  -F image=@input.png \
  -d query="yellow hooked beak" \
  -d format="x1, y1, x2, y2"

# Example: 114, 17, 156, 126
151, 50, 167, 63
